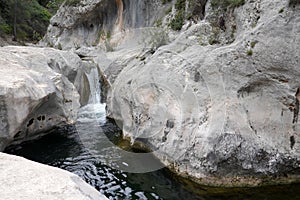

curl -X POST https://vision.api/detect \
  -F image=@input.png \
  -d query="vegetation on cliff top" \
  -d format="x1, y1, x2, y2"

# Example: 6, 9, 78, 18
211, 0, 245, 9
0, 0, 63, 42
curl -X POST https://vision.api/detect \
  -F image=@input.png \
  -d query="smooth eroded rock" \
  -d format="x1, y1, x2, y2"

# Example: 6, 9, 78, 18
0, 46, 101, 150
105, 0, 300, 186
0, 152, 108, 200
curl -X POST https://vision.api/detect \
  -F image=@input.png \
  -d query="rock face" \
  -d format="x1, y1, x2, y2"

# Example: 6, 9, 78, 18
42, 0, 300, 186
103, 0, 300, 186
0, 46, 102, 151
42, 0, 169, 50
0, 152, 108, 200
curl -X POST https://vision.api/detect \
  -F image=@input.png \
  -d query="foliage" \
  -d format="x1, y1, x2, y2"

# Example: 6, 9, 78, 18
175, 0, 186, 10
168, 0, 204, 31
0, 21, 12, 34
106, 31, 111, 40
65, 0, 81, 6
169, 0, 186, 31
155, 19, 163, 27
228, 0, 245, 7
0, 0, 63, 42
211, 0, 245, 9
45, 0, 65, 14
57, 42, 62, 50
169, 11, 184, 31
250, 41, 257, 48
247, 41, 257, 56
247, 49, 253, 56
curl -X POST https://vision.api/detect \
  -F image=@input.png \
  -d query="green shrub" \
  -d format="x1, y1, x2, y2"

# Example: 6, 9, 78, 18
175, 0, 186, 10
228, 0, 245, 7
0, 22, 12, 34
57, 43, 62, 50
155, 19, 163, 27
247, 49, 253, 56
250, 41, 257, 48
106, 31, 111, 40
211, 0, 245, 9
0, 0, 59, 42
46, 0, 65, 14
169, 11, 184, 31
24, 1, 52, 41
168, 0, 186, 31
65, 0, 81, 6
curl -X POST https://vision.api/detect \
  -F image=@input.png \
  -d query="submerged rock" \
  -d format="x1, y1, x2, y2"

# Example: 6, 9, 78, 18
0, 152, 108, 200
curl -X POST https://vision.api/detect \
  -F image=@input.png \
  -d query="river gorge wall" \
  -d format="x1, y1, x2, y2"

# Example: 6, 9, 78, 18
1, 0, 300, 188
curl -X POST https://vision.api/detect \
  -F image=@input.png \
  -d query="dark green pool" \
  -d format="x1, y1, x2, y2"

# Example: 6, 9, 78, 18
5, 123, 300, 200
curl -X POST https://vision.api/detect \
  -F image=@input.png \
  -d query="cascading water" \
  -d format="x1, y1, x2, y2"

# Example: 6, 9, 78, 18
67, 67, 179, 199
87, 67, 101, 105
77, 67, 106, 124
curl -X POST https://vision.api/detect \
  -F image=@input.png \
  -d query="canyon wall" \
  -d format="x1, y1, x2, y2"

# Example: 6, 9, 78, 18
8, 0, 300, 186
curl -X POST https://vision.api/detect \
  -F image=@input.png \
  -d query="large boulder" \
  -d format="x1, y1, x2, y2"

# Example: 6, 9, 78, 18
0, 152, 108, 200
0, 46, 101, 151
105, 0, 300, 186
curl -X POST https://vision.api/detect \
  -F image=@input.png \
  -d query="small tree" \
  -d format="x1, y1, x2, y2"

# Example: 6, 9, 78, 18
0, 0, 61, 42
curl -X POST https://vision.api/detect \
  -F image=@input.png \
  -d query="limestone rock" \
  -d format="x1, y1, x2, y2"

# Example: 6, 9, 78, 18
0, 152, 108, 200
0, 46, 100, 151
41, 0, 170, 50
105, 0, 300, 186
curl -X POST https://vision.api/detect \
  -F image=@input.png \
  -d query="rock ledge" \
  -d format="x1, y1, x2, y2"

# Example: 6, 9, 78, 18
0, 152, 108, 200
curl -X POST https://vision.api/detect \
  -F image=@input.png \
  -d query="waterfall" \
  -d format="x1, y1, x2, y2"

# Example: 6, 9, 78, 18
77, 66, 106, 124
87, 67, 101, 105
75, 65, 165, 174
